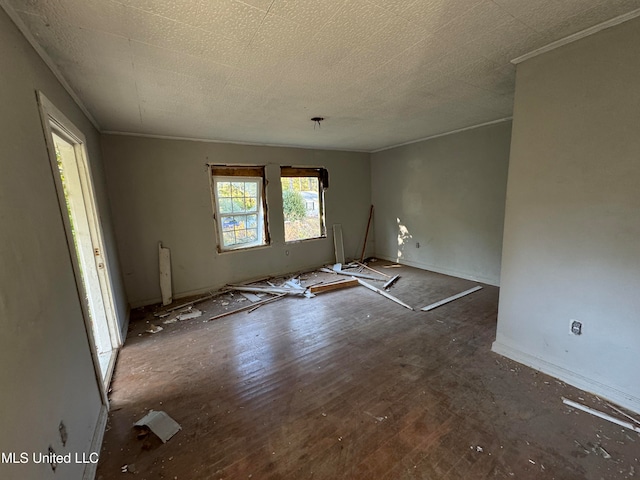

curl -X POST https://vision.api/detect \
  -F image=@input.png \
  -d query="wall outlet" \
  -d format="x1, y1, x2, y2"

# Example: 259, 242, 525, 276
416, 242, 420, 248
570, 320, 582, 335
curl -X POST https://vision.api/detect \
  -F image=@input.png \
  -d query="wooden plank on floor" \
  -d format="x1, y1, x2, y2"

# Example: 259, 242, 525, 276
309, 279, 359, 294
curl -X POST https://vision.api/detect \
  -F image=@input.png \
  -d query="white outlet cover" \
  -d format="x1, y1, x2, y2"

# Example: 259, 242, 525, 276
569, 319, 583, 335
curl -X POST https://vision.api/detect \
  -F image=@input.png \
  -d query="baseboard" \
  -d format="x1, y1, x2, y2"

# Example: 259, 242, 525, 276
83, 404, 108, 480
374, 254, 500, 287
492, 340, 640, 415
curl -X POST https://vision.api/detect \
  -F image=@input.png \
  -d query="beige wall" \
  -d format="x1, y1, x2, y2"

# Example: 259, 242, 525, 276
370, 121, 511, 286
101, 134, 371, 307
494, 18, 640, 413
0, 7, 127, 480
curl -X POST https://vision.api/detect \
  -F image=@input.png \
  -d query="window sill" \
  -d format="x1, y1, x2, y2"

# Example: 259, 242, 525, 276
284, 235, 327, 245
217, 242, 270, 254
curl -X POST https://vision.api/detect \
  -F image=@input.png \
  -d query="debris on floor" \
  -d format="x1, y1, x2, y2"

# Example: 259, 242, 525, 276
134, 410, 181, 443
383, 274, 400, 290
176, 308, 202, 321
145, 324, 163, 334
563, 397, 640, 433
420, 285, 482, 312
357, 278, 414, 310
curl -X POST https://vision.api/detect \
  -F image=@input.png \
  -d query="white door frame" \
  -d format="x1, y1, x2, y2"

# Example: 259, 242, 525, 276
37, 91, 121, 397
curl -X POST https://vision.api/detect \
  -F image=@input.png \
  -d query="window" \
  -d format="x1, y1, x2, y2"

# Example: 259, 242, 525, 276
210, 166, 269, 251
281, 167, 327, 242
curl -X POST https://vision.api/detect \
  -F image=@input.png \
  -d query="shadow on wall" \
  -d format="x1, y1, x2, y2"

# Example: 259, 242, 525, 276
396, 217, 413, 262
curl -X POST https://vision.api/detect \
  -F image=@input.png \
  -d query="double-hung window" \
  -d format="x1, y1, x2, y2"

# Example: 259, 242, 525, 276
280, 167, 327, 242
210, 165, 269, 252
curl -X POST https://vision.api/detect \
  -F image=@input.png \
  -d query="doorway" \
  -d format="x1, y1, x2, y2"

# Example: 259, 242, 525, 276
38, 92, 120, 390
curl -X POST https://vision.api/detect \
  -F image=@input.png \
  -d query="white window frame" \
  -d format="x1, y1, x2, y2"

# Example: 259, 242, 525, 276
281, 166, 327, 244
209, 166, 269, 252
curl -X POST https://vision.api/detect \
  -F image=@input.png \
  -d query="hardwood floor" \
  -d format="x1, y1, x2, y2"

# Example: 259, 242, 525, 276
97, 263, 638, 479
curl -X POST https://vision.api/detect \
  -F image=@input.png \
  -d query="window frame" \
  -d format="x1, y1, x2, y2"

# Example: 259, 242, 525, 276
209, 165, 269, 253
280, 166, 328, 244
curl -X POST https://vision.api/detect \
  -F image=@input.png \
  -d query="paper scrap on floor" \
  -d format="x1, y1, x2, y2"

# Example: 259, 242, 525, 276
134, 410, 181, 443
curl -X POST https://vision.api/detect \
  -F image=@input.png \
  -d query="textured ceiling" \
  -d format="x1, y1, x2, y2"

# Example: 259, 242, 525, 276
6, 0, 640, 151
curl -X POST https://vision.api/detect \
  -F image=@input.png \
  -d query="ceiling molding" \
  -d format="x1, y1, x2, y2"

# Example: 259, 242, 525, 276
0, 0, 101, 131
101, 130, 370, 154
511, 8, 640, 65
370, 117, 513, 154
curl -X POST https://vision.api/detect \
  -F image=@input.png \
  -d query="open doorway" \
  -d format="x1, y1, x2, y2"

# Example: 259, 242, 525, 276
37, 92, 120, 390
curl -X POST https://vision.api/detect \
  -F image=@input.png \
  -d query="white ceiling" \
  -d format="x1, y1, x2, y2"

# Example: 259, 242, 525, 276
6, 0, 640, 151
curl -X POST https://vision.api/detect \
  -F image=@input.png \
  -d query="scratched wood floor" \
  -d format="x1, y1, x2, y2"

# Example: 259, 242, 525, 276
97, 263, 638, 479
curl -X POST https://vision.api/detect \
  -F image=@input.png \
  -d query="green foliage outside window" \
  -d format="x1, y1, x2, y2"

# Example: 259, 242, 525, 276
282, 189, 306, 221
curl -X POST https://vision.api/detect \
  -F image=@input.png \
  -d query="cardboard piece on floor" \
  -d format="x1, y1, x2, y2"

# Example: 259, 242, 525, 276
134, 410, 181, 443
420, 286, 482, 312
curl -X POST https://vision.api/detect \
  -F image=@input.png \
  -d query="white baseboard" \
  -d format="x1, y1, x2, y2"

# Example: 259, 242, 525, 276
83, 404, 108, 480
374, 254, 500, 287
492, 340, 640, 415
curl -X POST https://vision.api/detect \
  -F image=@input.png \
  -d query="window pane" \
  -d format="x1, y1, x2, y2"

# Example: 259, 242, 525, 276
281, 176, 323, 242
244, 197, 257, 212
221, 216, 238, 231
246, 228, 258, 242
245, 182, 257, 196
222, 231, 236, 246
232, 198, 246, 213
217, 182, 231, 197
212, 174, 267, 251
231, 182, 244, 197
219, 197, 233, 214
233, 215, 246, 228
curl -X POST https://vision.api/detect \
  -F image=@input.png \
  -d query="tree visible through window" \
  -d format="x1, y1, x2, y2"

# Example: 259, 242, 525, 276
281, 167, 327, 242
210, 166, 268, 251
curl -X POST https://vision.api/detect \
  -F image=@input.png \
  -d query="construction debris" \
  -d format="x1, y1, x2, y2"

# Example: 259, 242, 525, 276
333, 224, 345, 264
145, 324, 163, 334
176, 308, 202, 321
239, 292, 262, 303
208, 294, 287, 321
606, 403, 640, 426
320, 264, 383, 281
420, 286, 482, 312
230, 284, 306, 296
353, 261, 390, 278
309, 278, 359, 294
357, 278, 414, 311
158, 242, 172, 306
153, 291, 226, 317
562, 398, 640, 433
359, 205, 374, 262
134, 410, 181, 443
383, 275, 400, 290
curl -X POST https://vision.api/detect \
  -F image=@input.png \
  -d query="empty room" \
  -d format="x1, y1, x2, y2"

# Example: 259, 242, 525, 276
1, 0, 639, 479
